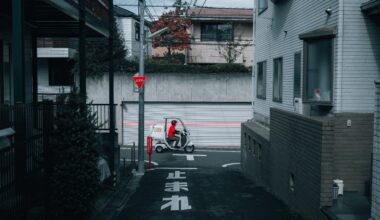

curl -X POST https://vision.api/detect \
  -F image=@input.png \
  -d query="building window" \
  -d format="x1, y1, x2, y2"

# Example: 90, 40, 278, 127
201, 23, 233, 42
258, 144, 262, 161
294, 52, 301, 98
257, 61, 267, 99
253, 139, 257, 156
258, 0, 268, 14
135, 23, 140, 41
273, 57, 283, 102
304, 39, 333, 103
48, 59, 74, 86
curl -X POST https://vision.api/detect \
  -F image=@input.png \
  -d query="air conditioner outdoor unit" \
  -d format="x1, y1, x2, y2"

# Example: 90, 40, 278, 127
293, 98, 303, 115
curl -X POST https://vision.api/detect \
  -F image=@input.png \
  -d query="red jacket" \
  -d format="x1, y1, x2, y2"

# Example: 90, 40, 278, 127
168, 125, 176, 138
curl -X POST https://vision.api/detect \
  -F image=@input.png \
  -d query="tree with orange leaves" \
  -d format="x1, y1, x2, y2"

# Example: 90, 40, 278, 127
151, 10, 191, 56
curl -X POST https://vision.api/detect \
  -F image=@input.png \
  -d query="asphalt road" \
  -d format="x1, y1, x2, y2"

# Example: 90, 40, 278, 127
117, 148, 302, 220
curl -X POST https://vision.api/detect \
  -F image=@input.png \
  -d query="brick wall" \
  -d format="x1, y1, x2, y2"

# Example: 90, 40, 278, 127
372, 82, 380, 220
270, 108, 333, 220
333, 113, 373, 195
241, 108, 373, 220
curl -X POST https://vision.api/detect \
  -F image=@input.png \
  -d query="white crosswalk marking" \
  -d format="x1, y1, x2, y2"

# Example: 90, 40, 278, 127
172, 154, 207, 161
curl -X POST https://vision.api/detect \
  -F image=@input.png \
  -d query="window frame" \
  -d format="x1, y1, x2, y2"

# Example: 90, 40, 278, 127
258, 0, 268, 15
273, 57, 283, 103
200, 23, 234, 42
302, 38, 334, 104
256, 61, 267, 100
293, 52, 302, 99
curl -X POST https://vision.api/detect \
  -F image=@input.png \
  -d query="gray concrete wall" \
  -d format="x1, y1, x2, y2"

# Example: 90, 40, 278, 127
87, 72, 252, 144
241, 122, 270, 187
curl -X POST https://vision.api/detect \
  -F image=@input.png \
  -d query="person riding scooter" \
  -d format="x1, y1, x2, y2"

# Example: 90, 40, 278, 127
167, 120, 180, 147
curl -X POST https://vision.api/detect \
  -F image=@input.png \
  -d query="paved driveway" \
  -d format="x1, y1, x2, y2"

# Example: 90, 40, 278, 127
117, 149, 302, 220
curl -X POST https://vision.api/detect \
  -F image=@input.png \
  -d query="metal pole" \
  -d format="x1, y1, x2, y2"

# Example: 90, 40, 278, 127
79, 0, 86, 97
12, 0, 25, 103
109, 0, 118, 184
137, 0, 145, 174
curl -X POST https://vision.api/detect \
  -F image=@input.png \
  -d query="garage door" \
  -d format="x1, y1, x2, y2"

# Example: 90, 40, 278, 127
122, 102, 252, 147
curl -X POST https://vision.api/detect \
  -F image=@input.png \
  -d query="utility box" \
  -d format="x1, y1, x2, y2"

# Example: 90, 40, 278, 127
0, 128, 15, 149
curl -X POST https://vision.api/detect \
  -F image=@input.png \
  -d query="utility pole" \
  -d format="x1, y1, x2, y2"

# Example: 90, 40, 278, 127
137, 0, 145, 174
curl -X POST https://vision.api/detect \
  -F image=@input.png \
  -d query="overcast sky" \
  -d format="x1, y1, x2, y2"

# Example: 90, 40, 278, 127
114, 0, 254, 20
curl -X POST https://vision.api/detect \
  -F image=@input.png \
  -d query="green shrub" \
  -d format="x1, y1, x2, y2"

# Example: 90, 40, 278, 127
47, 88, 101, 219
144, 63, 250, 73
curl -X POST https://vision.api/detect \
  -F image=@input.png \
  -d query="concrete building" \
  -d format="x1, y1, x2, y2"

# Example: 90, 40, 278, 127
186, 7, 254, 67
114, 6, 152, 61
242, 0, 380, 219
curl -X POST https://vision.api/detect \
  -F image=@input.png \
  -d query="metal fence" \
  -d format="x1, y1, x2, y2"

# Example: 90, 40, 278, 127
0, 102, 116, 219
0, 103, 45, 220
88, 104, 117, 131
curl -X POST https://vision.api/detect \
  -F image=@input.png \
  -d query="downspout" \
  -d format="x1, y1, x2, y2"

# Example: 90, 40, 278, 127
251, 10, 257, 120
337, 0, 344, 113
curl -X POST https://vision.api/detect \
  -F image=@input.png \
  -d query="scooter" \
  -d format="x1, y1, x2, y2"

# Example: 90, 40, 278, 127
150, 117, 195, 153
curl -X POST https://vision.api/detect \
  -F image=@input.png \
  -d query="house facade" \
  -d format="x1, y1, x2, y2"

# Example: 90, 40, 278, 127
186, 7, 254, 67
114, 6, 152, 61
242, 0, 380, 219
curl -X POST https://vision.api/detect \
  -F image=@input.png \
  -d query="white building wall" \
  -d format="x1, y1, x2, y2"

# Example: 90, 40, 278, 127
116, 17, 152, 61
117, 17, 134, 59
253, 0, 339, 120
337, 0, 380, 113
253, 0, 380, 121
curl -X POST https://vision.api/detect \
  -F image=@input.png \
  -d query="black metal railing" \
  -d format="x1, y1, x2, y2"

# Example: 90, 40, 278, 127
0, 101, 117, 219
0, 103, 45, 220
87, 104, 117, 131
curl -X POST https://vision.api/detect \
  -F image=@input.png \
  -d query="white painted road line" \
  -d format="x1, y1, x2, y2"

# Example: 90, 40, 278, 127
147, 167, 198, 171
222, 162, 241, 168
172, 154, 207, 161
195, 149, 240, 153
120, 159, 159, 166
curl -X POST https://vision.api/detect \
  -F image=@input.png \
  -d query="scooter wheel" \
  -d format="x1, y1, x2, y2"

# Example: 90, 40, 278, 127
155, 146, 164, 153
184, 145, 195, 153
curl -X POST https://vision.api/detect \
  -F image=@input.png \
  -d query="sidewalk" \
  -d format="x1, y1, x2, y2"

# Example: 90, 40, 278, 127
91, 170, 143, 220
321, 192, 371, 220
